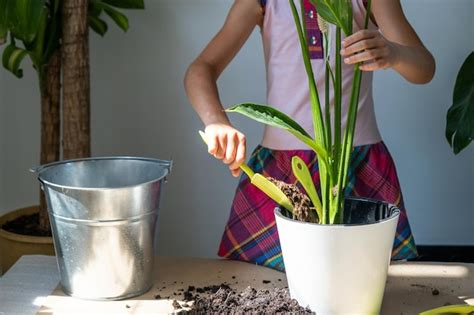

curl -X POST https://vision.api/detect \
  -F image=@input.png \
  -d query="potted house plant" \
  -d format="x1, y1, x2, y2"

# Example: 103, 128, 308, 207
215, 0, 399, 313
0, 0, 144, 274
445, 51, 473, 155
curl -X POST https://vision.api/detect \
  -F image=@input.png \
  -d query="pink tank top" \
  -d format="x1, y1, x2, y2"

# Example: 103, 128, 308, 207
260, 0, 382, 150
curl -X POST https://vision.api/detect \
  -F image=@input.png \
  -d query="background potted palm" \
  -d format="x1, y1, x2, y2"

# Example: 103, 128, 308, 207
0, 0, 144, 274
224, 0, 399, 313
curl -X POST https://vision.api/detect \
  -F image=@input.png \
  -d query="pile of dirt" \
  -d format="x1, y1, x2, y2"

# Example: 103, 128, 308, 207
1, 212, 52, 237
172, 284, 313, 314
268, 177, 317, 223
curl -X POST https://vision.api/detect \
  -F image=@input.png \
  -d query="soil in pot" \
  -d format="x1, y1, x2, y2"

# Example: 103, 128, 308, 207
268, 177, 316, 223
1, 212, 52, 237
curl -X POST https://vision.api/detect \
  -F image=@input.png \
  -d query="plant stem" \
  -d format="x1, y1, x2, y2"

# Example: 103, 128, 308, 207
38, 50, 61, 233
329, 26, 342, 223
324, 33, 332, 154
332, 0, 372, 224
290, 0, 326, 148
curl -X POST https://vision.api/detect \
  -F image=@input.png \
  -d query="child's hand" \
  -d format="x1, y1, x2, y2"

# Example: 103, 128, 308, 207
340, 30, 400, 71
204, 124, 247, 177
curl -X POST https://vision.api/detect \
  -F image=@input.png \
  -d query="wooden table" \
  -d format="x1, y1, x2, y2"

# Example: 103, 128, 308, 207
0, 255, 473, 314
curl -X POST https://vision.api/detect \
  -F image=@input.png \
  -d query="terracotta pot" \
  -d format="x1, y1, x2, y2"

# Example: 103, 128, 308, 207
0, 206, 55, 275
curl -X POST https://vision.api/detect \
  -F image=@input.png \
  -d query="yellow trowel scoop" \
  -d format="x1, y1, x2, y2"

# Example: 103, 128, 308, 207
199, 130, 293, 212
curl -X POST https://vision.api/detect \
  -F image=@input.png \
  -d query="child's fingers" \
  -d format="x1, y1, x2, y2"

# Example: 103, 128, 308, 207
342, 30, 378, 48
224, 134, 237, 164
344, 48, 388, 65
340, 38, 381, 56
229, 135, 246, 171
360, 59, 390, 71
207, 134, 219, 155
230, 167, 241, 178
214, 133, 227, 160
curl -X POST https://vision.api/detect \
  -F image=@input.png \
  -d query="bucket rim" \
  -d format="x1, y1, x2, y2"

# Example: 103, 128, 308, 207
31, 156, 173, 191
274, 197, 400, 228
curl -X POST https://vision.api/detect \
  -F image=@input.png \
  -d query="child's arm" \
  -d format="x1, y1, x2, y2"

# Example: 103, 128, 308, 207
184, 0, 263, 177
340, 0, 435, 84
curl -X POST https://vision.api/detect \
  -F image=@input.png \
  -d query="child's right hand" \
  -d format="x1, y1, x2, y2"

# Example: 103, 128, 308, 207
204, 123, 247, 178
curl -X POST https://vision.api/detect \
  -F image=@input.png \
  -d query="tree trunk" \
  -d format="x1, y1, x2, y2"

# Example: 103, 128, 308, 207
39, 51, 61, 233
62, 0, 91, 160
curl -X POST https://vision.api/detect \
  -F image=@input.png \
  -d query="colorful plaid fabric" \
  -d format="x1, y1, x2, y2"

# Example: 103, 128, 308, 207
218, 142, 418, 271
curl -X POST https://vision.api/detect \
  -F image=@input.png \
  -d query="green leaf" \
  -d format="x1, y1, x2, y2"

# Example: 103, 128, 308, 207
89, 1, 130, 32
310, 0, 353, 35
103, 0, 144, 9
88, 15, 108, 36
0, 0, 8, 43
6, 0, 45, 44
446, 52, 474, 154
102, 4, 129, 32
2, 44, 28, 78
89, 0, 104, 17
292, 156, 322, 220
226, 103, 329, 164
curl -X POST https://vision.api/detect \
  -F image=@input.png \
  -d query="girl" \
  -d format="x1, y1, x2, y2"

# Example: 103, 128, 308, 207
184, 0, 435, 271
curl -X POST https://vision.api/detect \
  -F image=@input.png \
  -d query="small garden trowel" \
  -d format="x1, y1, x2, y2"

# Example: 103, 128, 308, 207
198, 130, 294, 212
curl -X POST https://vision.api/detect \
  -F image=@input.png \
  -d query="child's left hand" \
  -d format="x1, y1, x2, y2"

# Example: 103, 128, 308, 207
340, 30, 399, 71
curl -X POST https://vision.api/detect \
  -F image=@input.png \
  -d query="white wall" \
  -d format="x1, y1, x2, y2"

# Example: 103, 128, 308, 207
0, 0, 472, 258
374, 0, 474, 245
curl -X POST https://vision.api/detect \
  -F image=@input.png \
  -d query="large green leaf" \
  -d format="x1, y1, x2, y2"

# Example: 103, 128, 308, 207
2, 43, 28, 78
227, 103, 329, 163
103, 0, 144, 9
88, 15, 108, 36
89, 0, 133, 33
102, 3, 129, 32
310, 0, 352, 36
0, 0, 8, 44
89, 0, 104, 17
446, 51, 474, 154
6, 0, 45, 44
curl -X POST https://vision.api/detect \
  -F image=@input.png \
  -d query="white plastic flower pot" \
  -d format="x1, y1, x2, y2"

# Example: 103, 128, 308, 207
275, 197, 400, 314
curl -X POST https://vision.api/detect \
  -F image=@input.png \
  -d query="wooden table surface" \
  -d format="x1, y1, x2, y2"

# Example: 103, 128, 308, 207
2, 255, 473, 314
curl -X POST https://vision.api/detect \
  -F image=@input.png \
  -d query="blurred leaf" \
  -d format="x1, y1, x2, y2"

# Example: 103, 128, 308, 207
2, 43, 28, 78
0, 0, 8, 43
88, 15, 108, 36
103, 0, 144, 9
89, 0, 104, 17
6, 0, 45, 44
53, 0, 60, 14
446, 52, 474, 154
102, 4, 129, 32
310, 0, 352, 35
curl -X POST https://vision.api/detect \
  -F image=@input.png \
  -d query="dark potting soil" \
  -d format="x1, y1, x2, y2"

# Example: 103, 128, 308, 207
268, 177, 317, 223
1, 212, 52, 237
171, 283, 313, 314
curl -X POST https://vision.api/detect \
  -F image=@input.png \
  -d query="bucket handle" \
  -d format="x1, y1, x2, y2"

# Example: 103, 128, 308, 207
31, 157, 173, 174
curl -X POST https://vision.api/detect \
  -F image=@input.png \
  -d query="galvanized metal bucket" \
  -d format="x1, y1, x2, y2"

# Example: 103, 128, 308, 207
32, 157, 172, 300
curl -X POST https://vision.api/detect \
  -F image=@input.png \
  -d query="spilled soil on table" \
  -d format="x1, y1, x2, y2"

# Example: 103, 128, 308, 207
163, 283, 313, 314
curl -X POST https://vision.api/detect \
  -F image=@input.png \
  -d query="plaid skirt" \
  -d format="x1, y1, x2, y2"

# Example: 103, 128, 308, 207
218, 142, 418, 271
